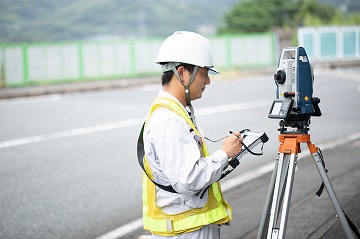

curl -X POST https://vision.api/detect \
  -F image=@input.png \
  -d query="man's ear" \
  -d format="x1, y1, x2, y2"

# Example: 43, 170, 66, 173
177, 66, 185, 82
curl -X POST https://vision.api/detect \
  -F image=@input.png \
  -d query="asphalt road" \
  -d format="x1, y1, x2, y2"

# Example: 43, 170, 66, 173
0, 67, 359, 239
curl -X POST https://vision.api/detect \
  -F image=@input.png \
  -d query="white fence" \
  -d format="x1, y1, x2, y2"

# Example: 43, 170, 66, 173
298, 26, 360, 63
0, 33, 276, 86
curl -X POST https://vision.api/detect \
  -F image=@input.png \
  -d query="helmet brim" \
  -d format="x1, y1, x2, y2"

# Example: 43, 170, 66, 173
161, 63, 220, 75
207, 67, 220, 75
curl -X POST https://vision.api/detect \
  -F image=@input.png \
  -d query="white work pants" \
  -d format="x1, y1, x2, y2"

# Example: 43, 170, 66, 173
151, 225, 220, 239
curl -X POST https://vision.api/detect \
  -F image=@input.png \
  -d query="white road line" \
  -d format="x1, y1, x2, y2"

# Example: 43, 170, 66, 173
0, 100, 269, 149
94, 218, 143, 239
0, 94, 63, 106
94, 131, 360, 239
0, 118, 144, 149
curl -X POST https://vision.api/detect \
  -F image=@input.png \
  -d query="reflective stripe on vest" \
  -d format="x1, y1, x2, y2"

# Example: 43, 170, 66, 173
142, 97, 233, 236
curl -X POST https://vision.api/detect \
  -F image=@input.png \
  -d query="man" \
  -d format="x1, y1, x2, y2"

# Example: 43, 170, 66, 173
138, 31, 243, 238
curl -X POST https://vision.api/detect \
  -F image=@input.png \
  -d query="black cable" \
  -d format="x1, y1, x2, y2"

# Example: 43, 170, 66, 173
315, 147, 327, 197
204, 135, 227, 142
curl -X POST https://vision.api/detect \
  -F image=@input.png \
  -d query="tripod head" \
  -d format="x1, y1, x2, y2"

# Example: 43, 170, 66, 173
268, 47, 321, 133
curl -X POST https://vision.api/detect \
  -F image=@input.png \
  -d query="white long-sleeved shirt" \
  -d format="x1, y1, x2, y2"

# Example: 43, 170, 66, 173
144, 90, 228, 214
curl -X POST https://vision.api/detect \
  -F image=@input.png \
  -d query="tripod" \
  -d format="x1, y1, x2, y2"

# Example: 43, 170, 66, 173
257, 126, 356, 239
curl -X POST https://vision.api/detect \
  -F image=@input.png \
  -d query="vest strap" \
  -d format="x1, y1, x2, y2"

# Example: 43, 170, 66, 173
137, 121, 177, 193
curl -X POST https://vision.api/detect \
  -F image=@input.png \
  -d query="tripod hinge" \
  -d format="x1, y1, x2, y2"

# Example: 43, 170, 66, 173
278, 134, 312, 154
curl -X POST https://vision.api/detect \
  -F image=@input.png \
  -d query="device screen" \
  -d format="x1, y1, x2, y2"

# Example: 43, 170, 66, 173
271, 101, 282, 115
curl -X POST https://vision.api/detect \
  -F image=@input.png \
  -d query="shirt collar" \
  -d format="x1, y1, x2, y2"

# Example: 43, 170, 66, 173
158, 90, 187, 112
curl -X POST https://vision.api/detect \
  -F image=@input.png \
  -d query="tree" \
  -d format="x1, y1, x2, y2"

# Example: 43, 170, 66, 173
219, 1, 272, 33
294, 0, 339, 26
218, 0, 353, 34
219, 0, 298, 33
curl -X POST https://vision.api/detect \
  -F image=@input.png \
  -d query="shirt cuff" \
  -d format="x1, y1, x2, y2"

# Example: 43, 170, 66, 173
212, 149, 229, 166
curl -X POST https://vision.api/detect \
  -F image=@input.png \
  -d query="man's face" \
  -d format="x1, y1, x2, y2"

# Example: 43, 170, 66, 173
189, 67, 211, 100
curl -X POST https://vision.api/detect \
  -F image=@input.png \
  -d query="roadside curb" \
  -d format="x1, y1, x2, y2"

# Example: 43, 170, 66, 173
0, 77, 159, 99
0, 68, 276, 100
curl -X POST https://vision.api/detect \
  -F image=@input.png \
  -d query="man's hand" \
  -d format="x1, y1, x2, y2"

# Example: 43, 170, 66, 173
221, 132, 243, 158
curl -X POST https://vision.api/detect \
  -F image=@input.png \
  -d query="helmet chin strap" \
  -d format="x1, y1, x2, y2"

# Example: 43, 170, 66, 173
170, 63, 199, 127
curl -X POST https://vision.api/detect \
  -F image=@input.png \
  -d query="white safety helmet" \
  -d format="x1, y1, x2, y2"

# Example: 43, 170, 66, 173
156, 31, 220, 75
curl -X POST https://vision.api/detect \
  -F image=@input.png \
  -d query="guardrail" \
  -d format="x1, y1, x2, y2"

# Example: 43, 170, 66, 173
0, 32, 276, 87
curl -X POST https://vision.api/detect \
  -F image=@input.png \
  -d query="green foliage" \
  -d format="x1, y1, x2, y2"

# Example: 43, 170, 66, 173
220, 0, 360, 34
295, 0, 340, 26
220, 1, 273, 33
349, 14, 360, 23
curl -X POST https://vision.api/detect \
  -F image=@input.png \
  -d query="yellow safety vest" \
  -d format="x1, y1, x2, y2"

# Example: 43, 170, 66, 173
142, 97, 233, 236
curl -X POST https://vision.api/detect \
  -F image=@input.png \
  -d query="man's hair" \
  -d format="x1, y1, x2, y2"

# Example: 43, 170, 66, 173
161, 64, 195, 86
